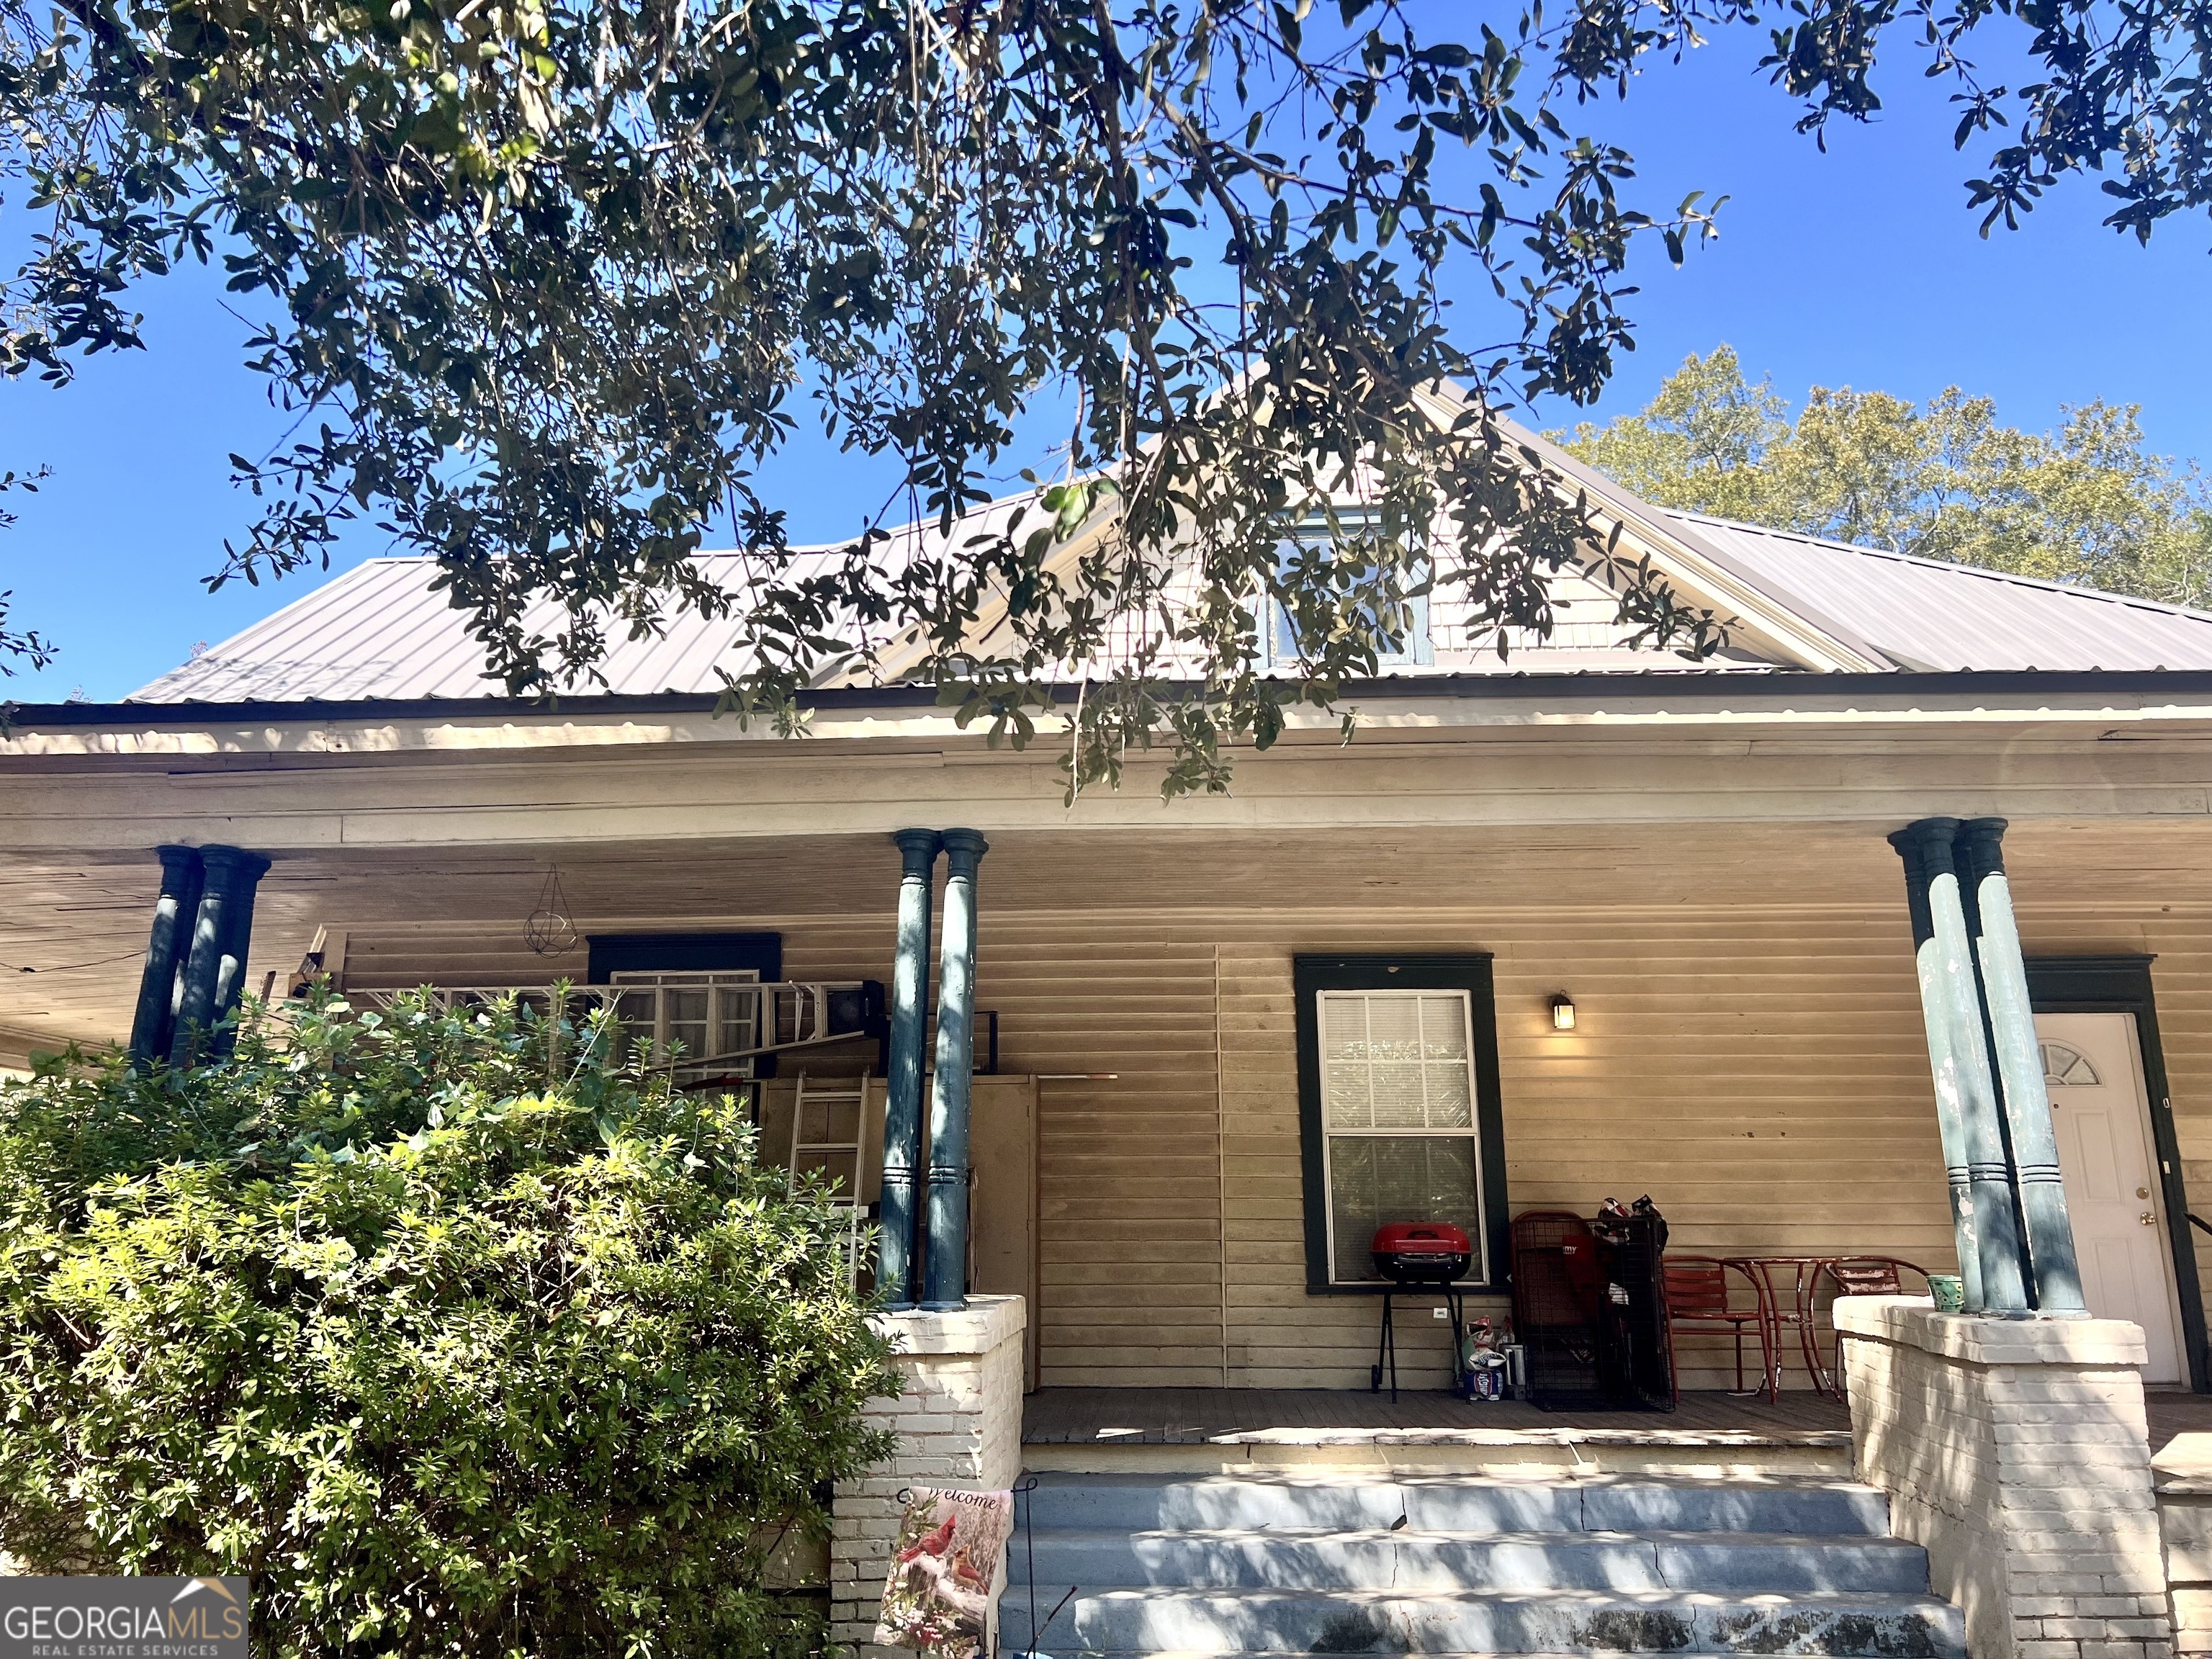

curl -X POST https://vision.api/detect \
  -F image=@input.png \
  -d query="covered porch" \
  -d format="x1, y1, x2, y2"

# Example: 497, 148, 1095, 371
9, 792, 2212, 1399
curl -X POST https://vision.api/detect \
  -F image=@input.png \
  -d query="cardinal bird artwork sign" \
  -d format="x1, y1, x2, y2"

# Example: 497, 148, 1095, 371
873, 1485, 1015, 1658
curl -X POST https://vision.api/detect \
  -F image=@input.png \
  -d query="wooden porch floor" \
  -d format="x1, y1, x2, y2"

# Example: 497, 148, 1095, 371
1022, 1388, 1851, 1446
1024, 1385, 2212, 1452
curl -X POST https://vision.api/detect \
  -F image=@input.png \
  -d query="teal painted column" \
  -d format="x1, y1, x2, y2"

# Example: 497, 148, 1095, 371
1901, 817, 2031, 1313
1887, 828, 1983, 1310
921, 828, 987, 1312
128, 846, 204, 1070
1959, 817, 2090, 1316
209, 848, 270, 1060
877, 828, 942, 1311
166, 846, 271, 1068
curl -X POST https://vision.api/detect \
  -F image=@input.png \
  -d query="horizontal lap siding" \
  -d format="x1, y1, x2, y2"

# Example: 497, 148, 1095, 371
338, 894, 2210, 1393
1218, 915, 1951, 1391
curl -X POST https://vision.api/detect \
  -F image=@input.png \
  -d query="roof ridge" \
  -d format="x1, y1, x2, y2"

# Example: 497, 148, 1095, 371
1660, 508, 2212, 625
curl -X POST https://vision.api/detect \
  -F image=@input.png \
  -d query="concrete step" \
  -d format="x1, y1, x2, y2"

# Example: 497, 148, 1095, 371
1017, 1527, 1930, 1595
1022, 1473, 1892, 1537
996, 1584, 1968, 1657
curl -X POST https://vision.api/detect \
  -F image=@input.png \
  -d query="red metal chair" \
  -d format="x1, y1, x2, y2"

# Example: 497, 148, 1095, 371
1660, 1256, 1776, 1402
1810, 1256, 1930, 1396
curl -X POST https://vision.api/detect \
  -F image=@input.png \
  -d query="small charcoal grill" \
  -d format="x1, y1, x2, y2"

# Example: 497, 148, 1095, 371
1369, 1222, 1476, 1400
1372, 1221, 1473, 1285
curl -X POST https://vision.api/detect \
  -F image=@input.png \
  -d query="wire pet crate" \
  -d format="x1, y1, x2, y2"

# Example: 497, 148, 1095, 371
1509, 1210, 1606, 1410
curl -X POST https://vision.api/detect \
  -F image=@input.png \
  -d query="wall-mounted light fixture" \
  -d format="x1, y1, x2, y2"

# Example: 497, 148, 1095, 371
1549, 993, 1577, 1031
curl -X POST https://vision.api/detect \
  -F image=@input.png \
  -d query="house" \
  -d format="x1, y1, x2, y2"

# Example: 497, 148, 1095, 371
4, 423, 2210, 1659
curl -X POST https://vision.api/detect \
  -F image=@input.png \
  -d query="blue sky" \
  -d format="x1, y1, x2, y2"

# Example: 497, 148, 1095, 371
2, 25, 2207, 704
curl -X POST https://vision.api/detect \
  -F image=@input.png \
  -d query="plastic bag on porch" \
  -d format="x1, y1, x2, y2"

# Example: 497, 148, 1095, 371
875, 1485, 1015, 1659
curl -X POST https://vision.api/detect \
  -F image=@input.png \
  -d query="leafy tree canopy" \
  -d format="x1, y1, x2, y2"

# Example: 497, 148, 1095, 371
1559, 347, 2212, 610
0, 989, 896, 1659
2, 0, 2208, 788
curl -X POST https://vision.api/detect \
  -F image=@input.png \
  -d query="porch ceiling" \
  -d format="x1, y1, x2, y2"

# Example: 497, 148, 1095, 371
6, 817, 2212, 1059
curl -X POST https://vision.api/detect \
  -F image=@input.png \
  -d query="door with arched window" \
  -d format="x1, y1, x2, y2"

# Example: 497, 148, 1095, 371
2037, 1012, 2185, 1382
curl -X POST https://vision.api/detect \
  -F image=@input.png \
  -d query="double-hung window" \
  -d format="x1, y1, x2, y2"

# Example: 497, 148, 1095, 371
1295, 956, 1507, 1289
1260, 513, 1434, 670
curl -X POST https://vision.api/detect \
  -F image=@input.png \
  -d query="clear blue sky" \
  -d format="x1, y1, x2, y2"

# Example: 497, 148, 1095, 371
2, 27, 2206, 705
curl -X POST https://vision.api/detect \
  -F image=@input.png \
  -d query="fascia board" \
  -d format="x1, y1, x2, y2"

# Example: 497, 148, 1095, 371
1406, 385, 1895, 673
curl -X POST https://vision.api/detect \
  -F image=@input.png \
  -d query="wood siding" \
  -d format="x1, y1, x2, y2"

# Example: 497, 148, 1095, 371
332, 866, 2212, 1393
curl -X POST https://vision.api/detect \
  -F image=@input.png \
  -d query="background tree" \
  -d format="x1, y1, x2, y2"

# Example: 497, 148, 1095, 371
2, 0, 2209, 791
1560, 348, 2212, 610
0, 989, 896, 1658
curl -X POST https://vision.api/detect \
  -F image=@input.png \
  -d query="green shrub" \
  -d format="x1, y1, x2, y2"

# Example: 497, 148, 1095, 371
0, 989, 898, 1659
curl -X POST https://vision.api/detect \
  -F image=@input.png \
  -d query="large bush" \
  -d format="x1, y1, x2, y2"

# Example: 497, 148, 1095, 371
0, 990, 898, 1658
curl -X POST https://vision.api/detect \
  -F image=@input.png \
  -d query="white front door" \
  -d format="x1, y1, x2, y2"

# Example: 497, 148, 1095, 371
2035, 1011, 2183, 1383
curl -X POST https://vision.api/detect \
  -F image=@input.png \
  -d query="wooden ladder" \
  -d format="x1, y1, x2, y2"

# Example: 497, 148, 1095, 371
787, 1069, 869, 1282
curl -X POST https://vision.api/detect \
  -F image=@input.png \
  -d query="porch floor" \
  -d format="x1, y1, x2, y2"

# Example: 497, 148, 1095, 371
1023, 1385, 2212, 1453
1022, 1387, 1851, 1447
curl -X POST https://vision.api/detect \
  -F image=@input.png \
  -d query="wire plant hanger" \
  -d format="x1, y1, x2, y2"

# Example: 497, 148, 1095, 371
525, 866, 579, 958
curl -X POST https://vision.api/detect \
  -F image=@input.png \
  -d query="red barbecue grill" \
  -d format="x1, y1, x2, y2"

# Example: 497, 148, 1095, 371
1370, 1222, 1475, 1400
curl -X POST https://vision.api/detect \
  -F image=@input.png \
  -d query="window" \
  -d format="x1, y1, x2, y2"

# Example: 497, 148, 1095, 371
609, 970, 763, 1073
1260, 514, 1433, 670
1295, 956, 1508, 1290
2040, 1040, 2101, 1087
587, 931, 783, 1076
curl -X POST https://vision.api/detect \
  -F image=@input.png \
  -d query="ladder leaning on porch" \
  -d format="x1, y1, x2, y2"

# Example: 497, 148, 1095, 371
786, 1069, 868, 1284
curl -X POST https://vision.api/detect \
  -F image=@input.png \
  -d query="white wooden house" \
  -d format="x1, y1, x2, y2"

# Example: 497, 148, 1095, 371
4, 423, 2209, 1406
17, 426, 2212, 1659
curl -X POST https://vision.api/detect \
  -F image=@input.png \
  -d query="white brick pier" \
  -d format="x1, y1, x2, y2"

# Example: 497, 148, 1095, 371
2154, 1433, 2212, 1656
830, 1293, 1027, 1655
1838, 1294, 2169, 1659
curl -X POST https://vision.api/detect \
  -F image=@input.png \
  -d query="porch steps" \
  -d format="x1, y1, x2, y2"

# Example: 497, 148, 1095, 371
1002, 1472, 1966, 1658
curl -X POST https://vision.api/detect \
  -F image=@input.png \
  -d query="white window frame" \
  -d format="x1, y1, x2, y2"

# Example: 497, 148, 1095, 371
608, 969, 763, 1075
1259, 511, 1434, 671
1316, 986, 1488, 1287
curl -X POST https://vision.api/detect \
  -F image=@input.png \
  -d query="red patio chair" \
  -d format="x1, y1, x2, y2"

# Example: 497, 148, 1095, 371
1660, 1256, 1775, 1402
1810, 1256, 1930, 1396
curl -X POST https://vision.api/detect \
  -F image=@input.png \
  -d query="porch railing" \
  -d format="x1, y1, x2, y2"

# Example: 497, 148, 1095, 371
343, 980, 878, 1082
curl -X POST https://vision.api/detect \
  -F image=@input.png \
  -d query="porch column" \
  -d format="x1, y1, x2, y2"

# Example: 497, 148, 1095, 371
1889, 817, 2030, 1313
1887, 827, 1982, 1310
921, 829, 986, 1313
166, 845, 271, 1068
878, 828, 942, 1312
1959, 817, 2090, 1316
127, 845, 204, 1070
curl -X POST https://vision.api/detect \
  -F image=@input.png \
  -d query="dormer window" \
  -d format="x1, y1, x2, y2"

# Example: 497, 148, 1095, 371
1259, 513, 1434, 671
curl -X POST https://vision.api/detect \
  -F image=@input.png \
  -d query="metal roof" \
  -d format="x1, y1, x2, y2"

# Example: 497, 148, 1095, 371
1671, 513, 2212, 673
127, 487, 2212, 705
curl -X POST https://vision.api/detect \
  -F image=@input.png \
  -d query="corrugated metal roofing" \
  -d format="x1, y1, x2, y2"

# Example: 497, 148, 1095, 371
135, 552, 778, 703
127, 488, 2212, 705
1671, 513, 2212, 673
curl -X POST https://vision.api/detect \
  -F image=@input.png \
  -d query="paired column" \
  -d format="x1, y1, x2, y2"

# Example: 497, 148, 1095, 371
876, 830, 943, 1311
1887, 826, 1985, 1311
165, 845, 273, 1068
875, 827, 989, 1313
1889, 816, 2083, 1316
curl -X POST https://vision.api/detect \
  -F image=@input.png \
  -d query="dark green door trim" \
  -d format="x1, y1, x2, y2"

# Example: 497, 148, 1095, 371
2025, 953, 2207, 1393
1293, 953, 1510, 1295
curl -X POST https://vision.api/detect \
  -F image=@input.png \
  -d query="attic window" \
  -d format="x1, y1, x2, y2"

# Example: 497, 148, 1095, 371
1260, 513, 1433, 670
2039, 1040, 2100, 1087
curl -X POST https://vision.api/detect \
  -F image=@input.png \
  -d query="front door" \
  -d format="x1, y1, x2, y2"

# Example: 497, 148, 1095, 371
2035, 1012, 2183, 1382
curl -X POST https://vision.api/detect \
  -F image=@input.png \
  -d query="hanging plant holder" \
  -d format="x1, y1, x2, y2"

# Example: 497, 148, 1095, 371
526, 866, 579, 957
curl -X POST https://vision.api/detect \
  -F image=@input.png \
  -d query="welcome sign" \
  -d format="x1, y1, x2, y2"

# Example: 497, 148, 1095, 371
0, 1577, 248, 1659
